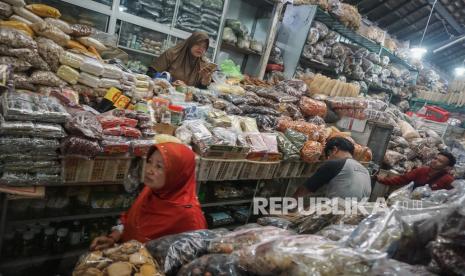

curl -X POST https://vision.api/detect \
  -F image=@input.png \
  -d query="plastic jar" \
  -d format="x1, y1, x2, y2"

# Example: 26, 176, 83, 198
169, 105, 184, 125
53, 228, 69, 254
22, 231, 35, 257
42, 227, 55, 253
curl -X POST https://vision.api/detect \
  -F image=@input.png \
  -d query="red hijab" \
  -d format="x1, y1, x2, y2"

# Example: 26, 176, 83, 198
120, 143, 207, 243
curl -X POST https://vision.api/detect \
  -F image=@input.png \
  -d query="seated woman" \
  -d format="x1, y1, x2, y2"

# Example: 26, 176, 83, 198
148, 31, 215, 88
91, 143, 207, 250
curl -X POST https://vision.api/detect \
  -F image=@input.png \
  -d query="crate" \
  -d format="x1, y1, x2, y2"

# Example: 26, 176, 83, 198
300, 162, 322, 177
63, 157, 132, 183
274, 162, 305, 178
194, 144, 249, 160
196, 158, 244, 181
238, 161, 280, 180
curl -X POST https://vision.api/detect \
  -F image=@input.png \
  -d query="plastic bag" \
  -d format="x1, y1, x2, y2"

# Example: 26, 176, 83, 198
57, 65, 79, 85
220, 59, 243, 80
60, 51, 85, 69
73, 240, 163, 276
237, 37, 250, 49
208, 226, 294, 254
0, 56, 31, 72
61, 136, 102, 157
36, 37, 63, 71
274, 79, 308, 98
277, 132, 300, 161
10, 48, 49, 71
248, 114, 277, 132
278, 119, 324, 142
78, 72, 101, 88
250, 40, 263, 53
101, 135, 130, 154
0, 27, 36, 49
25, 4, 60, 18
240, 117, 259, 132
212, 127, 237, 146
44, 18, 72, 34
13, 73, 35, 90
70, 24, 93, 37
65, 110, 103, 140
261, 132, 280, 154
307, 27, 320, 45
102, 63, 123, 79
12, 6, 43, 24
80, 58, 104, 76
245, 132, 267, 153
222, 27, 237, 44
0, 20, 33, 37
284, 128, 307, 150
30, 71, 66, 87
77, 36, 106, 52
257, 217, 295, 230
177, 254, 247, 276
99, 78, 121, 89
146, 230, 222, 275
31, 21, 70, 46
103, 126, 141, 138
9, 14, 32, 25
0, 136, 59, 154
301, 140, 322, 162
300, 96, 327, 117
0, 2, 13, 18
254, 87, 298, 103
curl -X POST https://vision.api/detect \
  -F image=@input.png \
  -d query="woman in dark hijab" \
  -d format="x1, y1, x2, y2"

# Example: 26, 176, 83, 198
149, 31, 215, 87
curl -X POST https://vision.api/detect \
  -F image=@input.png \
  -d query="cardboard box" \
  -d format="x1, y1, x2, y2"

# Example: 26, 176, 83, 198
154, 123, 177, 136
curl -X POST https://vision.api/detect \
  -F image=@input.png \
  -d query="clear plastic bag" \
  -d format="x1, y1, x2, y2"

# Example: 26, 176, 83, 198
208, 226, 294, 254
30, 70, 66, 87
0, 2, 13, 18
300, 96, 327, 117
146, 230, 222, 275
102, 63, 123, 79
57, 65, 79, 85
301, 140, 322, 163
80, 58, 104, 76
317, 224, 357, 242
36, 37, 63, 71
274, 79, 308, 98
284, 128, 307, 150
65, 111, 103, 140
101, 135, 130, 154
261, 132, 279, 154
278, 119, 324, 142
257, 217, 295, 230
13, 73, 35, 90
247, 114, 277, 132
99, 78, 121, 89
12, 6, 43, 23
240, 117, 259, 132
77, 36, 106, 52
103, 126, 142, 138
0, 56, 31, 72
73, 240, 163, 276
61, 136, 102, 157
277, 132, 300, 161
44, 17, 71, 34
0, 120, 65, 138
307, 27, 320, 45
0, 136, 59, 153
0, 27, 36, 49
177, 254, 247, 276
130, 139, 155, 157
60, 51, 85, 69
78, 72, 101, 88
250, 40, 263, 53
31, 21, 70, 46
254, 87, 299, 103
212, 127, 237, 146
245, 132, 268, 153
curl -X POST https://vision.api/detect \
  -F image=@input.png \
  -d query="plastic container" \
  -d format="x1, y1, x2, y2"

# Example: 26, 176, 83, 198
42, 227, 55, 253
169, 105, 184, 125
22, 231, 35, 257
53, 228, 68, 253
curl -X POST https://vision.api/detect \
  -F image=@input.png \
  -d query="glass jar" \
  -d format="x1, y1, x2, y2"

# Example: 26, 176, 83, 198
53, 228, 69, 254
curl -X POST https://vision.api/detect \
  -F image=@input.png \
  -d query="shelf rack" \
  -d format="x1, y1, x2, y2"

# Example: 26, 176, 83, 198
7, 210, 123, 226
117, 45, 160, 58
0, 248, 86, 270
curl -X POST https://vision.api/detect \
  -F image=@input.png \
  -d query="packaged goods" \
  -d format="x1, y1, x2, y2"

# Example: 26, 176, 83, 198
66, 40, 87, 51
284, 129, 307, 150
222, 27, 237, 44
317, 224, 357, 242
65, 111, 103, 140
78, 72, 100, 88
13, 73, 35, 90
12, 6, 43, 23
254, 87, 298, 103
146, 230, 221, 275
30, 70, 66, 87
31, 21, 70, 46
10, 48, 49, 70
0, 20, 33, 36
0, 2, 13, 18
56, 65, 79, 85
36, 37, 62, 71
73, 240, 163, 276
103, 126, 142, 138
61, 136, 102, 157
44, 18, 72, 34
301, 140, 322, 163
299, 97, 327, 117
245, 132, 267, 153
177, 254, 247, 276
25, 4, 60, 18
80, 58, 104, 76
131, 140, 155, 157
206, 212, 235, 227
240, 117, 259, 132
102, 64, 123, 79
99, 78, 121, 89
250, 40, 263, 53
77, 36, 106, 52
0, 56, 31, 72
277, 132, 300, 161
0, 25, 36, 48
69, 24, 93, 37
208, 226, 294, 254
9, 14, 32, 25
257, 217, 295, 230
101, 136, 130, 154
60, 51, 85, 69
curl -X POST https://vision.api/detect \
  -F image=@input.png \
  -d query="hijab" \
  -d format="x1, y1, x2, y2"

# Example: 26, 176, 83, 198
120, 143, 207, 242
152, 32, 210, 86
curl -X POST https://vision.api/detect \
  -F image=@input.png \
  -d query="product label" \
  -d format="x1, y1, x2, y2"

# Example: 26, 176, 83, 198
104, 87, 122, 102
114, 95, 131, 109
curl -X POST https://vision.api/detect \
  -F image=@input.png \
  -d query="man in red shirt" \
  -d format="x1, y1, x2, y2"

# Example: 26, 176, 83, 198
377, 151, 456, 190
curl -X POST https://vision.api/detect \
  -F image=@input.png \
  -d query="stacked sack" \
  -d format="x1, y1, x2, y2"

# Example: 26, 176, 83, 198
0, 91, 69, 185
177, 0, 224, 37
202, 0, 224, 37
176, 0, 202, 34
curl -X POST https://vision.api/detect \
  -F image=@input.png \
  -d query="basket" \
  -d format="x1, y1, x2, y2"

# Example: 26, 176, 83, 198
274, 162, 305, 178
238, 161, 280, 180
63, 156, 132, 183
196, 158, 244, 181
300, 162, 322, 177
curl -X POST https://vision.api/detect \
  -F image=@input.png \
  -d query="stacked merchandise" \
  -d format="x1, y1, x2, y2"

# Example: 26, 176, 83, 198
222, 19, 264, 53
0, 92, 68, 185
176, 0, 223, 38
73, 179, 465, 275
299, 19, 412, 95
123, 0, 176, 25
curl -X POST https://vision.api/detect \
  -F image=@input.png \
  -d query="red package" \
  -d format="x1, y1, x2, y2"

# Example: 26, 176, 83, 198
131, 140, 156, 157
98, 115, 138, 129
103, 126, 142, 138
101, 137, 130, 154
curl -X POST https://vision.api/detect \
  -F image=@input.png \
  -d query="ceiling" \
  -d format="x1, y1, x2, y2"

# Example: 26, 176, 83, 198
345, 0, 465, 73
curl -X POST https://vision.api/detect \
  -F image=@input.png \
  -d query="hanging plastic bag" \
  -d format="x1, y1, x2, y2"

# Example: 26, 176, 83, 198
220, 59, 243, 80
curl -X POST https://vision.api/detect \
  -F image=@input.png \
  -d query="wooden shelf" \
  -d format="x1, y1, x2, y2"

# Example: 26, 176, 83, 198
221, 42, 263, 56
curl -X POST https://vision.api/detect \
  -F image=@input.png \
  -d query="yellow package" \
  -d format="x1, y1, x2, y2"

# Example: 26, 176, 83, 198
66, 40, 87, 51
0, 20, 34, 36
25, 4, 61, 18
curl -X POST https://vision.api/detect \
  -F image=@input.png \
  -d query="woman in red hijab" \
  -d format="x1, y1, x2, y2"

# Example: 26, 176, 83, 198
90, 143, 207, 250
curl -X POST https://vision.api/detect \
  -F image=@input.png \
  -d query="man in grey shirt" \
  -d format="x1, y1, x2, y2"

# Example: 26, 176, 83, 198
293, 137, 371, 200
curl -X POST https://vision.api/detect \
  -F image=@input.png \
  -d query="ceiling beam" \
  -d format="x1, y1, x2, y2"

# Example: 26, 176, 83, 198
432, 46, 465, 64
384, 4, 430, 30
434, 49, 465, 67
362, 0, 390, 16
399, 20, 442, 40
427, 0, 464, 34
422, 31, 449, 45
389, 12, 430, 35
377, 0, 413, 26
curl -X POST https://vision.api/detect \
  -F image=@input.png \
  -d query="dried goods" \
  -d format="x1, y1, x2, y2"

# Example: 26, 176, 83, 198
30, 70, 66, 87
25, 4, 60, 18
31, 21, 70, 46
